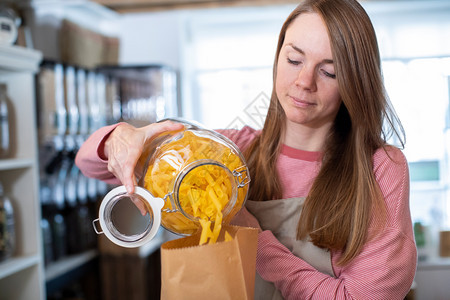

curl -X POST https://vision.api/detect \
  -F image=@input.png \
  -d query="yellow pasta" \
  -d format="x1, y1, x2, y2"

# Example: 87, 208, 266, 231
224, 231, 233, 242
143, 130, 249, 244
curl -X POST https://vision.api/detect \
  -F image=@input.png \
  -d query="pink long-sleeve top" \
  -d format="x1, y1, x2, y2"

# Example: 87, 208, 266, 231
75, 124, 417, 300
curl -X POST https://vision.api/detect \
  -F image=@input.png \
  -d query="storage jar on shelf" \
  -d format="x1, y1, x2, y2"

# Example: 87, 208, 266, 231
0, 181, 15, 262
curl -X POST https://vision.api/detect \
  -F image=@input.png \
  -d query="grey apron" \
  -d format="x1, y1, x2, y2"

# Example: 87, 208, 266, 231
246, 197, 335, 300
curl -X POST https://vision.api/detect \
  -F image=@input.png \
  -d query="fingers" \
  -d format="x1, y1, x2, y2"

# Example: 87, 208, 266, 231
106, 124, 143, 193
107, 151, 138, 194
142, 120, 185, 141
130, 196, 148, 216
104, 120, 184, 194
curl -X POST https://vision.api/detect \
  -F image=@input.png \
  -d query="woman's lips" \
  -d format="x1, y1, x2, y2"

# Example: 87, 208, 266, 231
290, 96, 316, 108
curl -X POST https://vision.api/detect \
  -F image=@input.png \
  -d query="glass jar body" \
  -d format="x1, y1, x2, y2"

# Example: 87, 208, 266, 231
140, 119, 250, 236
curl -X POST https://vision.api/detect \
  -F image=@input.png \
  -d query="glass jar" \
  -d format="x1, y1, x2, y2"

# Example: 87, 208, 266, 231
93, 119, 250, 248
0, 181, 15, 261
0, 5, 19, 46
0, 84, 11, 158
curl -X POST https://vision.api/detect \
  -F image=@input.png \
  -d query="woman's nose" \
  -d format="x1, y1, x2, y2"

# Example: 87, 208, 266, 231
295, 66, 316, 91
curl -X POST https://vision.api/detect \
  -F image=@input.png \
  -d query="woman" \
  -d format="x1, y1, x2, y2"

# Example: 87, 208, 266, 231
76, 0, 417, 298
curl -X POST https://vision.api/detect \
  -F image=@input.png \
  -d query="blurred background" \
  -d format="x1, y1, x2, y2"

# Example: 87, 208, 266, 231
0, 0, 449, 299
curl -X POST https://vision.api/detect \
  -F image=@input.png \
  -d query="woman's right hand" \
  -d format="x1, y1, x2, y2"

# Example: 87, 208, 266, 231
104, 120, 184, 194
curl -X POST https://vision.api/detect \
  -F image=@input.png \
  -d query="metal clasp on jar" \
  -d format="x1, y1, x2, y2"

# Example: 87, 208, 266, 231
233, 165, 251, 188
161, 192, 178, 213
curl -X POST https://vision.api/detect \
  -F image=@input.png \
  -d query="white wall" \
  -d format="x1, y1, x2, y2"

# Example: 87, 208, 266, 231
117, 10, 185, 69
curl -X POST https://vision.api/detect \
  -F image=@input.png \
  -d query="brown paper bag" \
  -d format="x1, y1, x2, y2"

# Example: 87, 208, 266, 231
160, 225, 258, 300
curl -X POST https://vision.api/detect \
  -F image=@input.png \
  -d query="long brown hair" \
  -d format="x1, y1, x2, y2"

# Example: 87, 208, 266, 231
244, 0, 405, 265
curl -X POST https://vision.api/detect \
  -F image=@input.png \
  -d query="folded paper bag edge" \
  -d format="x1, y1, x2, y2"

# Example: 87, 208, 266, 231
235, 226, 259, 298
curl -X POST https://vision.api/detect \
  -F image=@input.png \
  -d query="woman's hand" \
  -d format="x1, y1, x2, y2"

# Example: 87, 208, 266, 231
104, 120, 184, 194
231, 207, 262, 232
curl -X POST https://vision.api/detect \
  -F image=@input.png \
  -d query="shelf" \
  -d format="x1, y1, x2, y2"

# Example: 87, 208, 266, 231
0, 45, 42, 73
0, 158, 35, 171
0, 41, 44, 299
91, 0, 300, 13
45, 249, 101, 296
45, 249, 98, 282
18, 0, 119, 20
0, 254, 41, 280
418, 257, 450, 270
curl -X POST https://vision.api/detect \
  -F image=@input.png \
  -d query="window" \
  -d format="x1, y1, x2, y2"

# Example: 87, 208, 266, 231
181, 2, 450, 228
180, 5, 293, 129
383, 58, 450, 228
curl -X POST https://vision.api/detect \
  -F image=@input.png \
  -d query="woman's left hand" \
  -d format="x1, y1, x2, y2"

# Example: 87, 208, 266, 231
231, 207, 262, 232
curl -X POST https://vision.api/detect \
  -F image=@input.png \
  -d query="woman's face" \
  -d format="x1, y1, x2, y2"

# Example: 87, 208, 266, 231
276, 12, 341, 131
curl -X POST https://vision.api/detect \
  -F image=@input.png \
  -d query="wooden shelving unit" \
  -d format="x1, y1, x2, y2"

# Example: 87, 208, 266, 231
0, 44, 44, 300
0, 43, 103, 300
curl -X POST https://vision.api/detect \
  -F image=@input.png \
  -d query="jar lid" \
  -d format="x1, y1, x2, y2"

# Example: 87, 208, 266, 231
93, 186, 164, 248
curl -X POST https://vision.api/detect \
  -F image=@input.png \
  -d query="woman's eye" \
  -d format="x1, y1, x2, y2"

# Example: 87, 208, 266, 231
287, 58, 301, 66
322, 70, 336, 79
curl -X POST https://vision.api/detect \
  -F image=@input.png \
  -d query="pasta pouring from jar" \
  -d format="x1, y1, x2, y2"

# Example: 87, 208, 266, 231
93, 119, 250, 248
